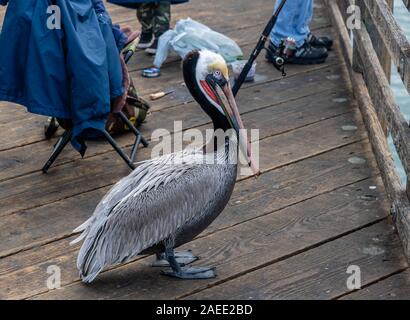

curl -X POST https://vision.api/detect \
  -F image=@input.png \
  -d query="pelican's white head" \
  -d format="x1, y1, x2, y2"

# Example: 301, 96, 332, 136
182, 50, 260, 176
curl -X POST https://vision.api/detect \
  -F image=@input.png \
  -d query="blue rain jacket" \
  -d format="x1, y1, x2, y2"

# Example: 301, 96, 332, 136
108, 0, 189, 9
0, 0, 125, 152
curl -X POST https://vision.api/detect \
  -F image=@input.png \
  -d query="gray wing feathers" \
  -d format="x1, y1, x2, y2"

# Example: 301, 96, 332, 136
73, 149, 224, 282
70, 149, 200, 238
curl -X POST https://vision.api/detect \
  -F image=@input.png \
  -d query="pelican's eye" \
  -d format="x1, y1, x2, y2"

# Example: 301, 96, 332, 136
213, 70, 222, 79
210, 70, 227, 88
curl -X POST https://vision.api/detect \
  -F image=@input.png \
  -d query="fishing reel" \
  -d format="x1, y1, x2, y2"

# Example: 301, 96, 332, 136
267, 37, 297, 77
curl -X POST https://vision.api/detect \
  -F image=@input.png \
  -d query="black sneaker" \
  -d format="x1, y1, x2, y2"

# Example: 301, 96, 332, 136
137, 32, 154, 49
266, 40, 328, 65
308, 33, 333, 50
145, 38, 158, 55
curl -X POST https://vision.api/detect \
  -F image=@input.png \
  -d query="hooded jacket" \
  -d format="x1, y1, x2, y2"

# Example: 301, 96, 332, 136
0, 0, 124, 151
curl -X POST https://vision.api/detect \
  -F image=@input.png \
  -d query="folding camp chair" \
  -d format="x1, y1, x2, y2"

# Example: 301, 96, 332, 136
42, 40, 149, 173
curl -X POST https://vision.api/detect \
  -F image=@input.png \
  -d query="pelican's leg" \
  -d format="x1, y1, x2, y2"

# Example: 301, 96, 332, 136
151, 250, 198, 267
161, 248, 216, 280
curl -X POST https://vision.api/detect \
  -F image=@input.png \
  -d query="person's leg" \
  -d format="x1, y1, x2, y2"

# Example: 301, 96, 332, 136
145, 1, 171, 54
152, 1, 171, 38
270, 0, 313, 48
267, 0, 328, 65
136, 3, 155, 48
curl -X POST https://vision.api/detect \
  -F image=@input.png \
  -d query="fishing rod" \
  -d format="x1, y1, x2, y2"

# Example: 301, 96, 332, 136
232, 0, 288, 97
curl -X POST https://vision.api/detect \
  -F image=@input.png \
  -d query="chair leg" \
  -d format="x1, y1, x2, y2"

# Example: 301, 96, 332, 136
42, 130, 72, 173
44, 117, 60, 139
43, 127, 139, 172
117, 112, 149, 147
130, 134, 142, 163
102, 130, 136, 170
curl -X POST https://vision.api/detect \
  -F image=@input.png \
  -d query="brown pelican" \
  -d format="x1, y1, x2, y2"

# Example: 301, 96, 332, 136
71, 50, 259, 282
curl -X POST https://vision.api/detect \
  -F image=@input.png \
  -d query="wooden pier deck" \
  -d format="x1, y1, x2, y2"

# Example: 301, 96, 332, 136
0, 0, 409, 300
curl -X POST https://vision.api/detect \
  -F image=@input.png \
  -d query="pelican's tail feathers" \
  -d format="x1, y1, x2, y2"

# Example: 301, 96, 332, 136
72, 218, 92, 233
80, 264, 103, 284
70, 218, 94, 246
69, 232, 87, 246
76, 225, 107, 283
77, 244, 104, 283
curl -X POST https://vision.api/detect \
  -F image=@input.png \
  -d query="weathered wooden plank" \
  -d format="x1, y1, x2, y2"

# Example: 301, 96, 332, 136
27, 177, 389, 300
0, 4, 5, 21
327, 0, 410, 259
0, 63, 345, 182
353, 12, 410, 258
0, 103, 37, 125
353, 19, 410, 181
327, 0, 353, 67
327, 0, 410, 260
0, 110, 367, 218
351, 62, 410, 258
340, 269, 410, 299
353, 0, 390, 132
363, 0, 410, 93
0, 115, 49, 152
359, 0, 393, 81
0, 141, 374, 261
336, 0, 352, 30
187, 221, 407, 300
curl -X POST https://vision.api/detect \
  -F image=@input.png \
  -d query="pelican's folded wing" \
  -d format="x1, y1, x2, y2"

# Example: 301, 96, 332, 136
74, 149, 227, 282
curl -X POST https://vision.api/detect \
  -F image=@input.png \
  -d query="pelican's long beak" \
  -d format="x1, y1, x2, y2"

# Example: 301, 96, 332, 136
217, 82, 260, 177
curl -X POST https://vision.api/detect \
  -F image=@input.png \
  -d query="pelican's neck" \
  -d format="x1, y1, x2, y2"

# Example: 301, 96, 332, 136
203, 131, 238, 165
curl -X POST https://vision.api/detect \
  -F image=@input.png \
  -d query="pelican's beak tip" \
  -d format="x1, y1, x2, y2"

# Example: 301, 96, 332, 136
248, 162, 261, 178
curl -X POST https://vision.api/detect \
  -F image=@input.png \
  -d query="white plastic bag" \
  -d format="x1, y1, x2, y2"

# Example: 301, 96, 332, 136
154, 29, 178, 68
154, 18, 243, 68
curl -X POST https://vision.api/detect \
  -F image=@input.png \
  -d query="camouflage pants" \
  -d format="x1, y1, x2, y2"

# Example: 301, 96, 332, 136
136, 2, 171, 37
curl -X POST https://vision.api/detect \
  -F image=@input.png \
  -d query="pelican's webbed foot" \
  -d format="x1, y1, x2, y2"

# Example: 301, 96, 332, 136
162, 266, 216, 279
161, 248, 216, 280
151, 250, 198, 267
